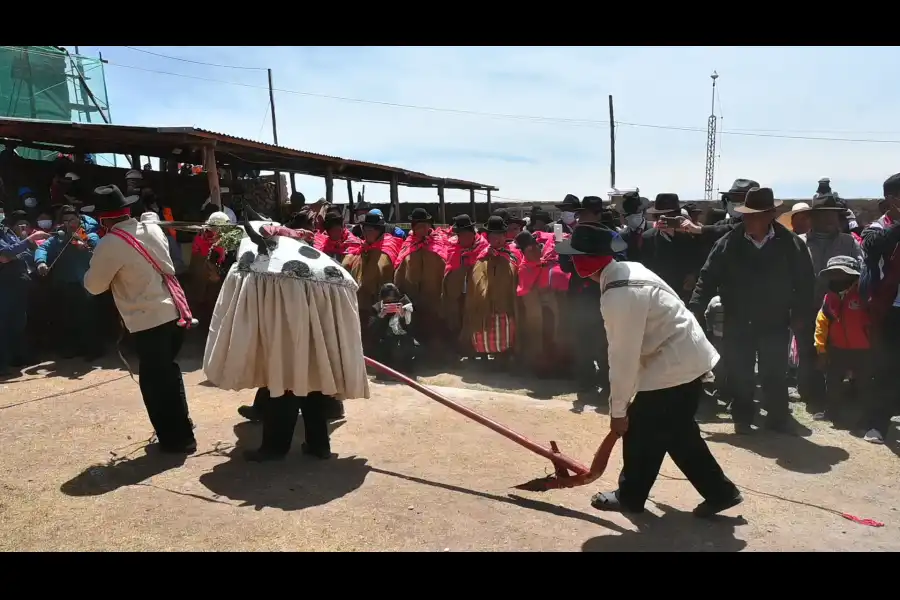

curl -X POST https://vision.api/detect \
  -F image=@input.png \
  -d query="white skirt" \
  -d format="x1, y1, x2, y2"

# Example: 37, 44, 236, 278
203, 269, 370, 400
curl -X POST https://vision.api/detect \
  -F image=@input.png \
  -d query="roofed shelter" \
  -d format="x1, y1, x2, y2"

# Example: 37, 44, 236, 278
0, 117, 498, 223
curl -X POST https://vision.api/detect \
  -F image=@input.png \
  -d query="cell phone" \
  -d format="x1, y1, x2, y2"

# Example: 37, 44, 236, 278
660, 215, 685, 228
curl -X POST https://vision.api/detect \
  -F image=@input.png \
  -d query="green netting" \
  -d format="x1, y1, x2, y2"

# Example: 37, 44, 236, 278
0, 46, 111, 162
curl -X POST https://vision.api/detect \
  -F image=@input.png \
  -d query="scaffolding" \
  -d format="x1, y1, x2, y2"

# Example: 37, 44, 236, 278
0, 45, 112, 162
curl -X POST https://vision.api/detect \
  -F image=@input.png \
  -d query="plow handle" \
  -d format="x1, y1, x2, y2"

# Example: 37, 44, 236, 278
364, 356, 589, 476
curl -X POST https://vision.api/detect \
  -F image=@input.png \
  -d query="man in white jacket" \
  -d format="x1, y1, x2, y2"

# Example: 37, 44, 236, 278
557, 222, 742, 518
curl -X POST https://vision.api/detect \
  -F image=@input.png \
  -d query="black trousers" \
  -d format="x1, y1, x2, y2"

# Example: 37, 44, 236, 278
0, 279, 29, 369
822, 348, 885, 427
617, 378, 739, 510
133, 320, 194, 449
568, 294, 608, 388
56, 281, 101, 356
871, 308, 900, 434
796, 321, 824, 403
724, 324, 791, 426
258, 390, 332, 456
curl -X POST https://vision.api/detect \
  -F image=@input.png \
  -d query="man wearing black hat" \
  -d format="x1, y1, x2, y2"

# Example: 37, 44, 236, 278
689, 187, 815, 435
679, 178, 759, 242
83, 185, 197, 453
528, 206, 553, 234
858, 172, 900, 444
0, 210, 49, 375
350, 195, 372, 239
555, 194, 580, 234
618, 192, 649, 262
557, 222, 742, 517
640, 193, 708, 303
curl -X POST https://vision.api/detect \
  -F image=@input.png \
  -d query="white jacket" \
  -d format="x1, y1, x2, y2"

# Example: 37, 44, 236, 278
599, 261, 718, 418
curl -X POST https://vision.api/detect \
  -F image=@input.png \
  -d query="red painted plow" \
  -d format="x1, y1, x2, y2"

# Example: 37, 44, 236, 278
364, 357, 620, 492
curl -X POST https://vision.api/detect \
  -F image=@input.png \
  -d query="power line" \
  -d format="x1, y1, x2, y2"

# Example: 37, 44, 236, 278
121, 46, 267, 71
6, 46, 900, 145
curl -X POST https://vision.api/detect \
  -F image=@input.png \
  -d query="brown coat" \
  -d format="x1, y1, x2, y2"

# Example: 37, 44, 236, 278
343, 250, 395, 322
462, 254, 518, 347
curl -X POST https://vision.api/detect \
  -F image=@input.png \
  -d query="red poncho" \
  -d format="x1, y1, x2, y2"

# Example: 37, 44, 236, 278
314, 227, 361, 258
516, 235, 571, 296
394, 228, 450, 267
345, 232, 402, 265
444, 233, 489, 276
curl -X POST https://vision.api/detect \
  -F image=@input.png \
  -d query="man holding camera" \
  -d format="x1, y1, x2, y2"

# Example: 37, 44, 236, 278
640, 193, 708, 303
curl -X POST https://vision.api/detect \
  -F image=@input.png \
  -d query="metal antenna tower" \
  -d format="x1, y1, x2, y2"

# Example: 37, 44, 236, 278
704, 71, 718, 201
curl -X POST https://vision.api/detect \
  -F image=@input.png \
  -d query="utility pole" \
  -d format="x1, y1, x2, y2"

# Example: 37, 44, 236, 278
267, 68, 283, 205
608, 95, 616, 190
704, 71, 718, 201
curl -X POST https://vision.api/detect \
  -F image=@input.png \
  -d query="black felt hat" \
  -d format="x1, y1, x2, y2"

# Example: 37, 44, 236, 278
484, 215, 508, 233
92, 185, 138, 213
362, 210, 386, 228
556, 194, 581, 211
409, 208, 433, 223
734, 187, 783, 214
491, 207, 511, 223
621, 192, 643, 216
556, 222, 628, 256
452, 213, 475, 232
647, 193, 681, 215
514, 230, 538, 251
323, 210, 344, 229
720, 178, 760, 201
577, 195, 605, 213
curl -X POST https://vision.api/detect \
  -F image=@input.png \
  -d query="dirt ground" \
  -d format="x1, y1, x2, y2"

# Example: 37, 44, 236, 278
1, 350, 899, 552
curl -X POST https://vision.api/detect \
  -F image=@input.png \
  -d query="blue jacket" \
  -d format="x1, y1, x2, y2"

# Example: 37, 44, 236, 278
81, 215, 100, 234
34, 231, 101, 284
0, 227, 34, 284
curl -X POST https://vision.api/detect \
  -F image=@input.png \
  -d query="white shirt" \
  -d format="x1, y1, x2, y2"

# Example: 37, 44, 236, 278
744, 225, 775, 249
599, 261, 719, 418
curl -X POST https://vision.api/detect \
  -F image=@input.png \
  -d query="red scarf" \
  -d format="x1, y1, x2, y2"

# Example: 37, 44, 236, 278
516, 236, 571, 296
345, 232, 402, 265
395, 228, 450, 267
444, 233, 488, 276
314, 227, 360, 258
475, 242, 519, 265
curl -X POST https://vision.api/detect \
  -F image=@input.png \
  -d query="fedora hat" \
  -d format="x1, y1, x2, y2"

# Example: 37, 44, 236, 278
484, 215, 508, 233
621, 192, 644, 216
491, 207, 511, 223
776, 202, 811, 230
408, 207, 433, 223
734, 187, 782, 214
92, 184, 138, 213
362, 210, 386, 228
720, 178, 760, 201
809, 193, 845, 212
530, 208, 552, 224
647, 193, 681, 215
577, 195, 605, 213
508, 215, 527, 227
556, 194, 581, 211
556, 222, 628, 256
452, 214, 475, 232
323, 210, 344, 229
514, 230, 538, 251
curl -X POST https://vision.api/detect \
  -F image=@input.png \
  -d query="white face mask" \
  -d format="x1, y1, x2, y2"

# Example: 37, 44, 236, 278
625, 214, 644, 229
560, 211, 576, 225
355, 213, 366, 223
37, 220, 52, 230
725, 201, 740, 219
24, 196, 37, 208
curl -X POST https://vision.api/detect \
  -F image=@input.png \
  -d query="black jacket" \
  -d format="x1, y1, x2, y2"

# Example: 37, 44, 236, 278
689, 221, 815, 330
639, 228, 709, 302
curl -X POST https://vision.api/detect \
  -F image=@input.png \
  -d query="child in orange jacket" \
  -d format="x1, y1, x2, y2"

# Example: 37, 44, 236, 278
813, 255, 874, 429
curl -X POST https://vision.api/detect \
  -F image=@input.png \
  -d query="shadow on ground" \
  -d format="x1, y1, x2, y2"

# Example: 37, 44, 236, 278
17, 353, 123, 381
197, 419, 370, 511
704, 426, 850, 475
60, 443, 187, 497
581, 502, 748, 552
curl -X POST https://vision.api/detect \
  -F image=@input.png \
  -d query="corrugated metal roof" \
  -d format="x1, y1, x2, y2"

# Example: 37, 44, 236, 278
0, 117, 498, 191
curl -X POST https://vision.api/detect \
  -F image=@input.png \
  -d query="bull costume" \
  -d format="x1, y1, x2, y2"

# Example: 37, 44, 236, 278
203, 219, 369, 461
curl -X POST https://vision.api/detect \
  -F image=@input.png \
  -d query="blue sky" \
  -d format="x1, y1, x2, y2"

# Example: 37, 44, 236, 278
74, 46, 900, 205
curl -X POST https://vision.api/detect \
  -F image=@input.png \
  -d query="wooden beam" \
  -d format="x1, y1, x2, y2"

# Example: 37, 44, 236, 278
437, 184, 446, 224
130, 154, 140, 170
390, 174, 400, 223
346, 179, 354, 207
290, 173, 297, 194
325, 168, 334, 205
486, 189, 492, 214
202, 146, 221, 209
469, 188, 476, 220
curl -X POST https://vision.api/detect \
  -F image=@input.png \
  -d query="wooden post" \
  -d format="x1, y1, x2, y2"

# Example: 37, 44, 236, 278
130, 154, 140, 170
469, 188, 476, 220
486, 189, 492, 214
346, 179, 354, 204
290, 173, 297, 194
390, 174, 400, 223
325, 168, 334, 205
608, 95, 616, 190
202, 146, 221, 209
437, 184, 446, 224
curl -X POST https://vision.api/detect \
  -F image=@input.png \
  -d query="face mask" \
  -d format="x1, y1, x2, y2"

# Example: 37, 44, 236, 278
24, 196, 37, 208
560, 211, 576, 225
725, 202, 740, 219
37, 220, 52, 230
625, 214, 644, 229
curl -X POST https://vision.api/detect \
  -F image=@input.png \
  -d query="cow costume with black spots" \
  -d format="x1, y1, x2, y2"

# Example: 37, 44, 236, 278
203, 218, 369, 461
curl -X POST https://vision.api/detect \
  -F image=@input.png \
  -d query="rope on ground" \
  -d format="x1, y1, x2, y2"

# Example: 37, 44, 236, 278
0, 373, 131, 411
656, 472, 885, 527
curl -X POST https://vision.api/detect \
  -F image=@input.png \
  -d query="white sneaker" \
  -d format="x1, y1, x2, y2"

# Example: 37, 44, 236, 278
863, 429, 885, 444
